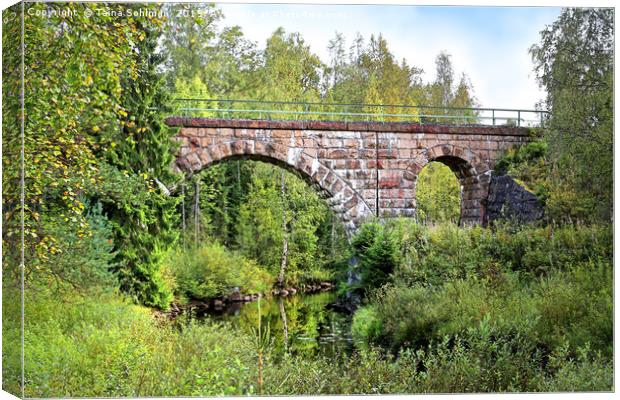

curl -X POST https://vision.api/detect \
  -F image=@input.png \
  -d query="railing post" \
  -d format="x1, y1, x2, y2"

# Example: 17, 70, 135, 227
517, 110, 521, 127
492, 109, 495, 126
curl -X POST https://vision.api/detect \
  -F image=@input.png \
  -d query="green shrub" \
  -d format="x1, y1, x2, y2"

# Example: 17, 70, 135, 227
350, 222, 399, 291
541, 342, 613, 391
351, 306, 383, 347
355, 258, 612, 360
165, 242, 273, 301
532, 259, 612, 357
388, 222, 612, 285
8, 277, 613, 397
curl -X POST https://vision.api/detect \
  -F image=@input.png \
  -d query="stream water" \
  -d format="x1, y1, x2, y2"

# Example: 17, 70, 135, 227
200, 291, 355, 358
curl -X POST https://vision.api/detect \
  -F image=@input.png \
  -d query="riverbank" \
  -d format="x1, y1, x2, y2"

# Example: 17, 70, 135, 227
163, 281, 335, 318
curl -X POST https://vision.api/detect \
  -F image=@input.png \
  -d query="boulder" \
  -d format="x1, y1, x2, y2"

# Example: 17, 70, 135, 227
486, 174, 544, 224
230, 289, 242, 302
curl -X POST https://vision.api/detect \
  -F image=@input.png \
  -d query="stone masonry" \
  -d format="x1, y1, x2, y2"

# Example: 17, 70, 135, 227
165, 118, 531, 233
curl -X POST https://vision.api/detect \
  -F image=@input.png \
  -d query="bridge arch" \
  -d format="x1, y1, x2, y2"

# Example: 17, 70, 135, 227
404, 144, 491, 224
173, 139, 374, 234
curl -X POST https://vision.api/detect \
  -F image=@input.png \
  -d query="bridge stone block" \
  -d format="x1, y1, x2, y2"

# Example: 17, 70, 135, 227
379, 177, 400, 189
330, 179, 344, 195
187, 152, 202, 171
198, 149, 212, 165
312, 165, 329, 183
230, 140, 246, 155
214, 143, 232, 160
377, 149, 398, 159
367, 160, 384, 169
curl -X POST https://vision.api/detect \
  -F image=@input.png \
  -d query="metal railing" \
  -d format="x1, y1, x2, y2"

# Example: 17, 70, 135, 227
171, 98, 550, 127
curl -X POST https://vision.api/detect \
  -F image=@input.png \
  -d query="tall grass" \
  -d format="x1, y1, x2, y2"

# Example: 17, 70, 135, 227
4, 287, 258, 398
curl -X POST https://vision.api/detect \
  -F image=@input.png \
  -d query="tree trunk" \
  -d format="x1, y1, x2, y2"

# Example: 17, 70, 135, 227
278, 297, 289, 352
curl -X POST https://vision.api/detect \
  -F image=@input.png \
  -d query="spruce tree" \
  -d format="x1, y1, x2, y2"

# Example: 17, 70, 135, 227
97, 8, 179, 308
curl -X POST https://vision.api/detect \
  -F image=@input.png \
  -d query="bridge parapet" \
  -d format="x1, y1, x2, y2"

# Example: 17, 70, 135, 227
171, 98, 549, 128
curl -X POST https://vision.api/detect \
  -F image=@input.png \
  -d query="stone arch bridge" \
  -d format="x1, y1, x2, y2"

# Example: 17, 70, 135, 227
165, 117, 532, 233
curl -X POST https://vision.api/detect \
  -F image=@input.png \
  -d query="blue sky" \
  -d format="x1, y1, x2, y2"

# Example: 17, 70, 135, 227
215, 2, 563, 111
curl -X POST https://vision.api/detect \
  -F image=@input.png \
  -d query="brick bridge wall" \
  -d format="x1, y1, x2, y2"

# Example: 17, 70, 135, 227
165, 118, 531, 233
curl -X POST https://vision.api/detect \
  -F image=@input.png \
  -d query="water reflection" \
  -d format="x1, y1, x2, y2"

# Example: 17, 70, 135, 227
202, 291, 354, 358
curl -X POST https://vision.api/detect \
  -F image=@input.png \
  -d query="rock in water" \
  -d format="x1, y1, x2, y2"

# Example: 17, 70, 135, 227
230, 287, 242, 302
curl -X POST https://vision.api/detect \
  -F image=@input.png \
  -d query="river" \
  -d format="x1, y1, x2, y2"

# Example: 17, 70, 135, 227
199, 291, 355, 358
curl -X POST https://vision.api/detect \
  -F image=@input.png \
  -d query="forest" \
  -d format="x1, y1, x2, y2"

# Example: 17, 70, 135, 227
2, 3, 613, 396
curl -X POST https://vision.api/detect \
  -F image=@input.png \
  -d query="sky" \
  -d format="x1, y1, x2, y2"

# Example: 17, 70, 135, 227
214, 2, 563, 111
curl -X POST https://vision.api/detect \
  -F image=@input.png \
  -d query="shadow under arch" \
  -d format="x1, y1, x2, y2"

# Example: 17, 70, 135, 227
173, 139, 374, 235
404, 144, 491, 225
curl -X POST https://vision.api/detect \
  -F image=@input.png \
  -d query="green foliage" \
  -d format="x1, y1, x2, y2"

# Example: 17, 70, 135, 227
96, 165, 177, 309
415, 162, 461, 224
256, 28, 323, 103
349, 222, 399, 291
236, 162, 338, 286
540, 342, 613, 392
363, 257, 611, 357
4, 221, 612, 396
2, 2, 180, 308
164, 242, 273, 301
2, 2, 144, 279
4, 282, 611, 397
351, 306, 383, 347
324, 33, 427, 120
93, 8, 180, 309
424, 51, 479, 123
33, 201, 117, 293
530, 8, 613, 222
351, 221, 612, 368
388, 220, 611, 286
7, 289, 257, 397
161, 3, 223, 85
261, 336, 611, 394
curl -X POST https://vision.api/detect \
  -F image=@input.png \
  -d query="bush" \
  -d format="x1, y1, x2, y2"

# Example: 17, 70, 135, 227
349, 222, 399, 291
165, 242, 274, 301
351, 306, 383, 347
354, 259, 611, 360
388, 221, 612, 285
